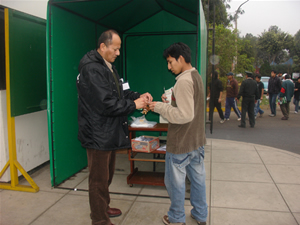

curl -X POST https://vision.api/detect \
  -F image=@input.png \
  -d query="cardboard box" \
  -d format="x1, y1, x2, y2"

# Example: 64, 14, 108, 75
131, 136, 160, 153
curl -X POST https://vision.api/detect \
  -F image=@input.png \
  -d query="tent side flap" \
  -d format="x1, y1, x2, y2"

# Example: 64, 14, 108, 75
47, 4, 101, 185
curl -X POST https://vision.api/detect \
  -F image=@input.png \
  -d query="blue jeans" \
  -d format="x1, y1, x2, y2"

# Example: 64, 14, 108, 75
255, 99, 264, 116
165, 146, 207, 223
294, 98, 299, 112
269, 93, 277, 115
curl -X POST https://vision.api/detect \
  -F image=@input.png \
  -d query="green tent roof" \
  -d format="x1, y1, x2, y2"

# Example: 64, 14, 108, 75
49, 0, 199, 33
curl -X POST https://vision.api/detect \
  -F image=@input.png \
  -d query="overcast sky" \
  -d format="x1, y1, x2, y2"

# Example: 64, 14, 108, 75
228, 0, 300, 37
1, 0, 299, 38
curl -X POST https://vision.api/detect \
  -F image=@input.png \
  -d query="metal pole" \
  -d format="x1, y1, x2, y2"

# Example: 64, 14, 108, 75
232, 0, 249, 73
209, 1, 215, 134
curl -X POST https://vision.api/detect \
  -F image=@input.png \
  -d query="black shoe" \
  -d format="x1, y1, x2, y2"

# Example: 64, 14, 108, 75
238, 125, 245, 128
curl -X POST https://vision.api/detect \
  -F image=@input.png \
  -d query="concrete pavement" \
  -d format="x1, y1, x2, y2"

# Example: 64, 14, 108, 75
1, 138, 300, 225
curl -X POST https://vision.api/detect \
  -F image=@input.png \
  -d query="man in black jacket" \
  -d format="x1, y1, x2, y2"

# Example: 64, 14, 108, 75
77, 30, 152, 225
237, 72, 259, 128
267, 70, 281, 116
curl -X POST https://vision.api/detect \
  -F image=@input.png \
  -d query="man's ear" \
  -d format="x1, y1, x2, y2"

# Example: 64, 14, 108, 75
179, 55, 185, 63
99, 43, 106, 52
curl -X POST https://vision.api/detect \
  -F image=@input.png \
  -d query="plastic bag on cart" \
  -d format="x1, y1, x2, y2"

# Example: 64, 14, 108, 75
130, 115, 157, 128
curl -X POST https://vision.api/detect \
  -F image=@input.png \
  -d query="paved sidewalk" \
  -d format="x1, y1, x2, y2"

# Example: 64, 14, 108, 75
1, 139, 300, 225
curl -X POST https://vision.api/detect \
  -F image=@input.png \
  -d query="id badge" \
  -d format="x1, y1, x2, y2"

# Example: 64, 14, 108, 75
122, 81, 130, 90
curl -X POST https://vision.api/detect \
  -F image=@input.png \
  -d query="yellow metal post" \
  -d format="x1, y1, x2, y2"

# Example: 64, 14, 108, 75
0, 8, 39, 193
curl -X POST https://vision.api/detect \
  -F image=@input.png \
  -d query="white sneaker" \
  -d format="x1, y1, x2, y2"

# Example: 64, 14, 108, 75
225, 118, 230, 121
220, 120, 225, 124
237, 118, 241, 121
295, 111, 298, 114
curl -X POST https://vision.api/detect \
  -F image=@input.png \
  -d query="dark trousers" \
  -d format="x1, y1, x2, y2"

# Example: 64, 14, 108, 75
280, 102, 290, 118
87, 149, 116, 225
209, 98, 224, 120
224, 97, 241, 119
241, 97, 255, 127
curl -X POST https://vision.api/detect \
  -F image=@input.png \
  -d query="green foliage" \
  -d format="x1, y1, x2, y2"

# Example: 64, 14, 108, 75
236, 37, 255, 74
292, 55, 300, 72
239, 34, 256, 59
259, 60, 271, 77
257, 26, 292, 64
236, 54, 255, 74
271, 64, 293, 75
207, 24, 237, 76
291, 30, 300, 72
207, 24, 255, 78
201, 0, 231, 27
294, 30, 300, 57
219, 75, 229, 90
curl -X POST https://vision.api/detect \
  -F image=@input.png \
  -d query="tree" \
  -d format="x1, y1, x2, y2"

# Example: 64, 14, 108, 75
207, 24, 236, 76
207, 24, 254, 77
240, 33, 256, 59
259, 60, 271, 77
236, 39, 255, 73
201, 0, 231, 27
257, 26, 293, 64
292, 55, 300, 72
293, 30, 300, 58
291, 29, 300, 72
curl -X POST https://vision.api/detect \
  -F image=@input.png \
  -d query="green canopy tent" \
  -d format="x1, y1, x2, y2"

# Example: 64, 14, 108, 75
47, 0, 207, 186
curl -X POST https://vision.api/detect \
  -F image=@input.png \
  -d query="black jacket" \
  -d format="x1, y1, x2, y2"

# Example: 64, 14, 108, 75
237, 78, 259, 100
77, 49, 140, 150
268, 76, 281, 94
209, 79, 223, 99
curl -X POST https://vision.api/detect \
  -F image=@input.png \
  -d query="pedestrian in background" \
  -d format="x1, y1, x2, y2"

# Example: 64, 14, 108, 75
279, 74, 294, 120
255, 74, 264, 118
237, 72, 259, 128
208, 71, 225, 123
224, 72, 241, 121
294, 77, 300, 113
277, 71, 283, 82
267, 70, 281, 117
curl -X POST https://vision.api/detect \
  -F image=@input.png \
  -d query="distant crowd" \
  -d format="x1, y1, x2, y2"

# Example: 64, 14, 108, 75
208, 70, 300, 127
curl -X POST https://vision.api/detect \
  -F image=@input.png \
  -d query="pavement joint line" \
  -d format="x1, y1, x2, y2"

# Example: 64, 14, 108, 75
254, 145, 300, 225
259, 163, 300, 166
274, 182, 300, 186
211, 179, 274, 184
211, 205, 296, 213
212, 161, 265, 164
256, 149, 300, 159
27, 189, 71, 225
122, 183, 145, 224
72, 174, 89, 190
211, 161, 262, 164
119, 196, 138, 225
